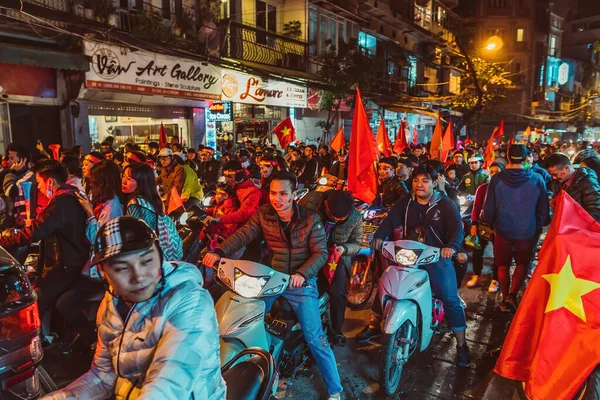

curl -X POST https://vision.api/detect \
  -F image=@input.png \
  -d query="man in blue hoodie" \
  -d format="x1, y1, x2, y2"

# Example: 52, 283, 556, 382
483, 144, 550, 313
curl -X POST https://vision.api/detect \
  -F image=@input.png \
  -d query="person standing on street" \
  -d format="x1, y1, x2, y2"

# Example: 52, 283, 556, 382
544, 153, 600, 221
483, 145, 550, 313
202, 170, 343, 400
298, 145, 319, 187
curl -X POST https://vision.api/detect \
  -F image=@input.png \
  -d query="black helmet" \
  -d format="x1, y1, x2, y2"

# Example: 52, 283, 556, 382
235, 148, 251, 160
337, 148, 348, 156
92, 216, 159, 266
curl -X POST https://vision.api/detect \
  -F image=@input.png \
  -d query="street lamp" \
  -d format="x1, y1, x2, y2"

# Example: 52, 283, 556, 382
484, 35, 504, 52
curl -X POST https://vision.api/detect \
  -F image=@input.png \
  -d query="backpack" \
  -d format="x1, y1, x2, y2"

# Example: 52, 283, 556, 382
127, 197, 183, 261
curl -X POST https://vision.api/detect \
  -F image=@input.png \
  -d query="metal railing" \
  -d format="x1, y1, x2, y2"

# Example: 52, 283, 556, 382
222, 21, 309, 71
4, 0, 69, 28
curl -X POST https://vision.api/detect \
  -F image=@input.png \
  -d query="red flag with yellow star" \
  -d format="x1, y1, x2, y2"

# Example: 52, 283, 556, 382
494, 191, 600, 400
273, 117, 296, 149
323, 245, 341, 284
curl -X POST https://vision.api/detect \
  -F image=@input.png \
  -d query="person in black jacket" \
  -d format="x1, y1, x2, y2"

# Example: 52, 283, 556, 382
545, 153, 600, 221
356, 165, 470, 367
376, 157, 408, 207
198, 147, 223, 192
298, 145, 319, 186
318, 145, 333, 173
0, 160, 88, 317
329, 148, 348, 181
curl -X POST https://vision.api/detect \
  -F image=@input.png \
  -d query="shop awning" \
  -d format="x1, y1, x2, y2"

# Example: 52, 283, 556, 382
374, 101, 441, 119
0, 45, 89, 71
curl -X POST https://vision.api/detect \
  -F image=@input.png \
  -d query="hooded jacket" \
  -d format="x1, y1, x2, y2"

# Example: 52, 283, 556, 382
43, 262, 226, 400
215, 202, 328, 280
483, 168, 550, 240
219, 179, 261, 225
551, 167, 600, 221
0, 184, 88, 271
373, 191, 464, 253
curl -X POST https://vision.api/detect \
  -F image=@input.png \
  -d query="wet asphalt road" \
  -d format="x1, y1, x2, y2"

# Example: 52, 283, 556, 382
41, 253, 521, 399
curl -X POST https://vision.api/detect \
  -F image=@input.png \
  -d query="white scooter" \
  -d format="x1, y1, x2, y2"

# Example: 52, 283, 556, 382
376, 240, 446, 395
213, 257, 331, 378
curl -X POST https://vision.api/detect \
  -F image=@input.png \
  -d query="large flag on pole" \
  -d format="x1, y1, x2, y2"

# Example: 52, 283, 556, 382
159, 122, 168, 149
393, 123, 409, 154
484, 119, 505, 168
376, 116, 392, 157
495, 191, 600, 400
412, 126, 419, 145
330, 127, 346, 152
429, 109, 444, 160
522, 126, 532, 138
273, 117, 296, 149
348, 88, 378, 204
441, 118, 454, 163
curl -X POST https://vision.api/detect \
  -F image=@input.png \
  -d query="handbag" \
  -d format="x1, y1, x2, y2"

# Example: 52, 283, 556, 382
477, 222, 494, 241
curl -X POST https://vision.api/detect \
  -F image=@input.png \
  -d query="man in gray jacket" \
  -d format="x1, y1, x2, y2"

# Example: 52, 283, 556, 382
203, 170, 343, 400
43, 216, 225, 400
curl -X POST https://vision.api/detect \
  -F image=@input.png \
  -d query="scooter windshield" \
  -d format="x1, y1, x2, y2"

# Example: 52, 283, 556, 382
381, 240, 440, 267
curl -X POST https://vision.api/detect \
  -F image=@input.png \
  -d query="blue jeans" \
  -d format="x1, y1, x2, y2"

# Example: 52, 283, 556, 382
423, 258, 467, 332
262, 278, 343, 395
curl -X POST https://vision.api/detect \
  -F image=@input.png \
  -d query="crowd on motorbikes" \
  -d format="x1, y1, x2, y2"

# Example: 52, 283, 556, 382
1, 132, 599, 400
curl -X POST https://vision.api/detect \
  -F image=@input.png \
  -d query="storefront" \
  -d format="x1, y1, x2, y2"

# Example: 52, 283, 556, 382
205, 101, 234, 150
80, 40, 221, 150
219, 69, 308, 147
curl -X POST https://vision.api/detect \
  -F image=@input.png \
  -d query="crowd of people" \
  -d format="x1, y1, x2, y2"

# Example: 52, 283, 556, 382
1, 133, 598, 400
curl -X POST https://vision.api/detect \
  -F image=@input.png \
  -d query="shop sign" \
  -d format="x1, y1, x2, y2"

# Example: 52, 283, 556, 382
84, 41, 222, 100
207, 101, 232, 122
557, 62, 569, 85
221, 69, 307, 108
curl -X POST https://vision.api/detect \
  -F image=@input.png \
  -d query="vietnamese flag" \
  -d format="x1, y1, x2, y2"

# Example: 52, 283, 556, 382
429, 109, 444, 160
159, 122, 168, 149
330, 127, 346, 153
412, 126, 419, 145
484, 119, 505, 168
273, 117, 296, 149
393, 123, 409, 154
522, 126, 532, 138
348, 88, 378, 204
166, 186, 185, 214
494, 191, 600, 400
441, 118, 453, 162
376, 116, 392, 157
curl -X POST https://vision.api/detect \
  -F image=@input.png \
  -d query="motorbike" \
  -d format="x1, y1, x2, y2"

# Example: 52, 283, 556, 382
376, 240, 447, 395
212, 257, 331, 379
346, 205, 389, 309
0, 246, 57, 399
221, 347, 278, 400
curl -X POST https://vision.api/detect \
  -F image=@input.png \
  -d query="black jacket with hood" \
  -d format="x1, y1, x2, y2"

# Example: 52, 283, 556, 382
373, 191, 464, 253
551, 167, 600, 221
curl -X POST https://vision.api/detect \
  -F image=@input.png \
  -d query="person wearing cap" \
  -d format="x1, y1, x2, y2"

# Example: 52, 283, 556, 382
156, 148, 186, 210
397, 155, 417, 192
544, 152, 600, 221
43, 216, 226, 400
198, 147, 222, 192
203, 171, 343, 400
0, 160, 89, 323
377, 156, 408, 207
329, 148, 348, 180
483, 144, 550, 312
459, 153, 489, 195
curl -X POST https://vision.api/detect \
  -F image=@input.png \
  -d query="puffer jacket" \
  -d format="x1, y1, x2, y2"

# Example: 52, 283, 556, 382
377, 177, 408, 207
158, 163, 185, 206
220, 179, 261, 225
215, 202, 328, 280
43, 262, 226, 400
552, 167, 600, 221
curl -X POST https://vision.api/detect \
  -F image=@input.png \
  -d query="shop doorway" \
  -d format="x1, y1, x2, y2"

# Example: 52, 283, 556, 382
8, 104, 62, 152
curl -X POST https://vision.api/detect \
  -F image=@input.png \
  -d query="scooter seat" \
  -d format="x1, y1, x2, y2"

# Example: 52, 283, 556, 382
223, 362, 264, 400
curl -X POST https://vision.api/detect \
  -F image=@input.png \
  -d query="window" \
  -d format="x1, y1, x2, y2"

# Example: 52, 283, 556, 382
309, 10, 317, 56
549, 35, 557, 56
358, 31, 377, 56
256, 0, 276, 32
516, 28, 524, 42
310, 9, 352, 55
423, 66, 439, 93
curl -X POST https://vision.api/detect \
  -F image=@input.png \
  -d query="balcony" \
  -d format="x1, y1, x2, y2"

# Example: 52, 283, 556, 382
4, 0, 69, 28
222, 21, 309, 72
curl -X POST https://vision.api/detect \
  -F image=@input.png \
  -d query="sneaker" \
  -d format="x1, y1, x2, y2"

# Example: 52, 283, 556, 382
488, 280, 500, 293
328, 393, 341, 400
456, 344, 471, 367
355, 325, 381, 343
466, 275, 479, 288
506, 294, 518, 312
459, 295, 467, 309
498, 300, 512, 313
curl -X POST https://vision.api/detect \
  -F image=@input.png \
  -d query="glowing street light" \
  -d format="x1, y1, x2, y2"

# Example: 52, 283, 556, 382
484, 35, 504, 52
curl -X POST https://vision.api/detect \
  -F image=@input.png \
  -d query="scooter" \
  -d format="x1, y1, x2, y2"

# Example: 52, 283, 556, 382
213, 257, 331, 378
346, 205, 389, 309
376, 240, 446, 395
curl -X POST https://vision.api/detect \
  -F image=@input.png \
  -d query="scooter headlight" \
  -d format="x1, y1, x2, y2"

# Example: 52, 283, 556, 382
419, 254, 437, 265
395, 249, 421, 265
262, 284, 286, 296
234, 268, 270, 298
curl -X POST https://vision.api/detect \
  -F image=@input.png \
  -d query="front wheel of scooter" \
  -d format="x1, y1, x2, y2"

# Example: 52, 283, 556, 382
379, 320, 415, 395
346, 257, 374, 310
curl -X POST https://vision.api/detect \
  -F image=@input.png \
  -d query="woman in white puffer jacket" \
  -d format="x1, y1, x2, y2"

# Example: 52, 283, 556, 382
43, 216, 226, 400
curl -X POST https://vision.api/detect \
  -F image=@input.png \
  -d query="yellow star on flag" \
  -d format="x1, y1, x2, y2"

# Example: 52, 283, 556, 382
542, 255, 600, 322
281, 126, 291, 137
328, 260, 338, 272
